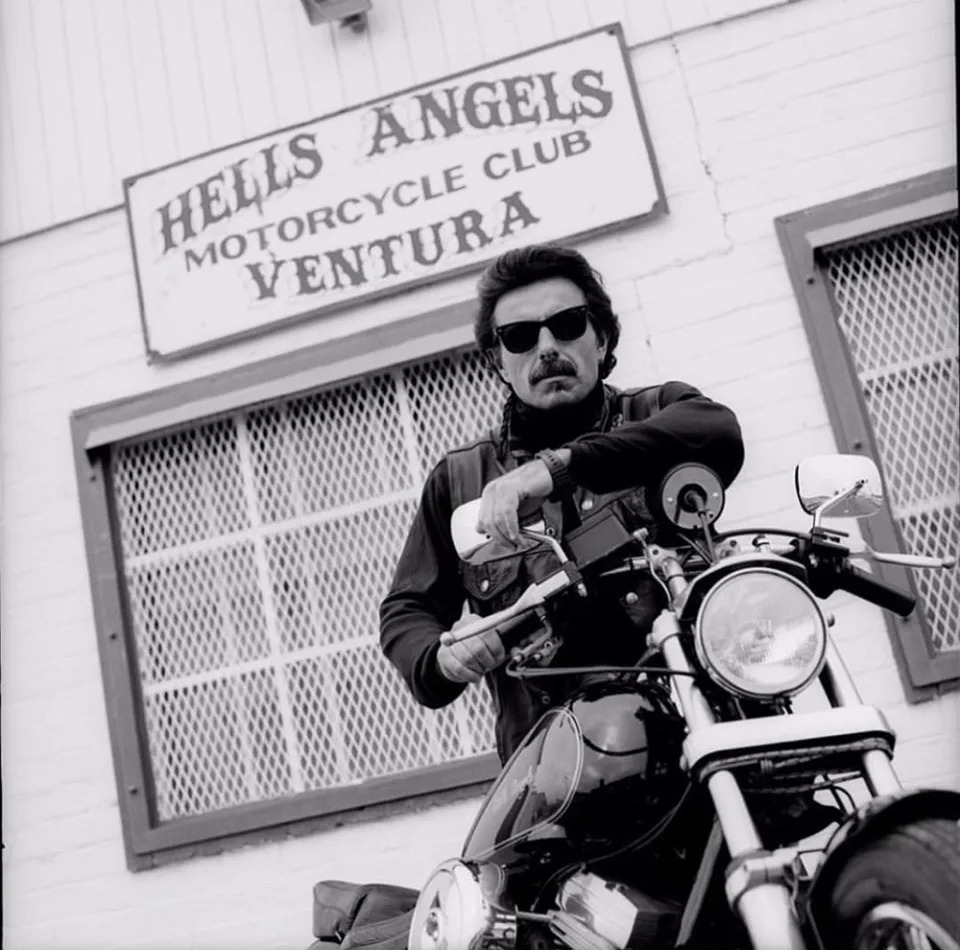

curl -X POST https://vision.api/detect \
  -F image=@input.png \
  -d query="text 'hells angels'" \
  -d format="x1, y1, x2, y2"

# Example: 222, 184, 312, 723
149, 68, 615, 303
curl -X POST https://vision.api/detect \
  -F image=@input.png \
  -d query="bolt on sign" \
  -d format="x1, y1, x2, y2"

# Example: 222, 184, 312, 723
124, 24, 665, 361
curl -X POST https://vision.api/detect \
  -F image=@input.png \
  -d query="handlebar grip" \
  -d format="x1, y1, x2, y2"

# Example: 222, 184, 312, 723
440, 607, 534, 647
836, 563, 916, 617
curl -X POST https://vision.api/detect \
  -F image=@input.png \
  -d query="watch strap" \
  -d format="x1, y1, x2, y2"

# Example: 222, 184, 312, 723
536, 448, 574, 501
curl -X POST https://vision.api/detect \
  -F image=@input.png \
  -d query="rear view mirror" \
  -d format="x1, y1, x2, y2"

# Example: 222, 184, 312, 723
795, 455, 884, 521
659, 464, 725, 531
450, 499, 547, 565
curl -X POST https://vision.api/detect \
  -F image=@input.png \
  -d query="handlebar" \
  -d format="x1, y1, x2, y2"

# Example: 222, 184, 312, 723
445, 526, 935, 647
440, 568, 578, 647
440, 601, 536, 647
834, 562, 916, 617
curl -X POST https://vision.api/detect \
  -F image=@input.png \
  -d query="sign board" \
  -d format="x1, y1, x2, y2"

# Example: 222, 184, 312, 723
124, 25, 665, 361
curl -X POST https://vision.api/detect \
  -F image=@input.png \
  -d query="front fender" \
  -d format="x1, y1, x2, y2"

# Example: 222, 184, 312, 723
805, 788, 960, 950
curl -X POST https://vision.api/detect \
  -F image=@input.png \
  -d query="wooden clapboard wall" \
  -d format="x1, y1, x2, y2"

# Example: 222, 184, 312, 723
0, 0, 651, 243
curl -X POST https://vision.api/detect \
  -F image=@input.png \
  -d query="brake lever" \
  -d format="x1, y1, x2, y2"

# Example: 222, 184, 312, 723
848, 543, 956, 570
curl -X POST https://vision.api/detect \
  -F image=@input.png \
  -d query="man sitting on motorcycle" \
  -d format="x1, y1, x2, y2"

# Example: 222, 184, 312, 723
380, 242, 745, 764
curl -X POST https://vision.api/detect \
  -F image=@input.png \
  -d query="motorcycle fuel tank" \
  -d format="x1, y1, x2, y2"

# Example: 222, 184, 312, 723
462, 681, 687, 868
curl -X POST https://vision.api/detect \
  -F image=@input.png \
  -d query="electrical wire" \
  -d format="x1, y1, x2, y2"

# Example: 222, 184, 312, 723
677, 530, 713, 565
712, 528, 808, 543
505, 661, 696, 680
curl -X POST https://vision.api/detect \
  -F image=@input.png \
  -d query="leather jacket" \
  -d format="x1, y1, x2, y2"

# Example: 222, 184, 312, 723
380, 380, 744, 763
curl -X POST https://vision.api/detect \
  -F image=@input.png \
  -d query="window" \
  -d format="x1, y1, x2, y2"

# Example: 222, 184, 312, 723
73, 312, 508, 867
776, 167, 959, 693
822, 222, 958, 657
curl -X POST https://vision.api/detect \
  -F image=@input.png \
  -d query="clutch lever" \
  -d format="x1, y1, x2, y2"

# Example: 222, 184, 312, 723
440, 565, 581, 647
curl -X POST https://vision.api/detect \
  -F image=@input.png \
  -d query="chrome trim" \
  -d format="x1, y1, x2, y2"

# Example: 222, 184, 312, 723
408, 860, 517, 950
707, 770, 764, 854
693, 568, 828, 699
736, 885, 808, 950
854, 901, 959, 950
725, 848, 803, 910
861, 749, 902, 796
648, 609, 717, 732
676, 553, 808, 621
706, 770, 807, 949
819, 639, 864, 707
683, 706, 895, 775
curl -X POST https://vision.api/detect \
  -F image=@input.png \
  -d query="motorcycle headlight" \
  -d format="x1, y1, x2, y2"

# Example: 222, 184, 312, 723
408, 860, 515, 950
694, 569, 827, 700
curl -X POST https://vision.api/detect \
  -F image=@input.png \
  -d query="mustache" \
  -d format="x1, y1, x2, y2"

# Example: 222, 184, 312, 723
529, 355, 577, 384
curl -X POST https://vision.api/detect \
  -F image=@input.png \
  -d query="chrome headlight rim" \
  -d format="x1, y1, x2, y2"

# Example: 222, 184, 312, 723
408, 859, 515, 950
694, 567, 828, 701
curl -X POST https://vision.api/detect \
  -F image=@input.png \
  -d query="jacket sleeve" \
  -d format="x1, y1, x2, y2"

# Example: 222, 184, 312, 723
565, 380, 744, 493
379, 461, 469, 709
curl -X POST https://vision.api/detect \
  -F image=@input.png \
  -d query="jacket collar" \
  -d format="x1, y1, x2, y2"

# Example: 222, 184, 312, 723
501, 382, 621, 460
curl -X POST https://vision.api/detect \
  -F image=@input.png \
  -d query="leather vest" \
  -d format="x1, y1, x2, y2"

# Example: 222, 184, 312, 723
446, 385, 668, 762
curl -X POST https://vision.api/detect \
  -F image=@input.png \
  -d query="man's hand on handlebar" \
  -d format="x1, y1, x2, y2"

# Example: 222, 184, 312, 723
436, 613, 506, 684
477, 460, 555, 546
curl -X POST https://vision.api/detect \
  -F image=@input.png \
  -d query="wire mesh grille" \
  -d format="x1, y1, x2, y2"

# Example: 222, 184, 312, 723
113, 349, 505, 821
824, 217, 959, 652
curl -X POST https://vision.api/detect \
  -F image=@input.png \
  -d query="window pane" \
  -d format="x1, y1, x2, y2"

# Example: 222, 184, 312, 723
403, 350, 507, 479
113, 349, 503, 820
825, 219, 959, 653
245, 373, 412, 523
127, 543, 268, 684
114, 420, 249, 556
265, 500, 419, 653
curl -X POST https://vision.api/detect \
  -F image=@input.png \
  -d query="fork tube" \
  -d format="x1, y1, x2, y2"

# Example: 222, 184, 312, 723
819, 640, 864, 707
650, 610, 805, 948
862, 750, 901, 796
648, 610, 715, 732
650, 549, 806, 948
707, 771, 763, 853
735, 887, 807, 949
709, 771, 807, 950
820, 643, 901, 794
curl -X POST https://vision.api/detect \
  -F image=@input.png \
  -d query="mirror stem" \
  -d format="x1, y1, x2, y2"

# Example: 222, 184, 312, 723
697, 508, 716, 559
812, 478, 866, 529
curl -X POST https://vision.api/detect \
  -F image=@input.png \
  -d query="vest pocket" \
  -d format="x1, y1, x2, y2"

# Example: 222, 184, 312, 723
461, 557, 523, 614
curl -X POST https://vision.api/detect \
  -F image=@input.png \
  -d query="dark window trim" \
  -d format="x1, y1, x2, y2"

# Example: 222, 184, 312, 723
71, 298, 501, 870
75, 300, 478, 449
775, 166, 959, 697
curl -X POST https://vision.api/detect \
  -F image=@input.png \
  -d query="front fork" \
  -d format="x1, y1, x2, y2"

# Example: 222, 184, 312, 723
647, 555, 901, 949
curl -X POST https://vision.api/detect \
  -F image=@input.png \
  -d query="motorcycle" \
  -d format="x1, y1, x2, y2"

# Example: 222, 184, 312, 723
404, 454, 959, 950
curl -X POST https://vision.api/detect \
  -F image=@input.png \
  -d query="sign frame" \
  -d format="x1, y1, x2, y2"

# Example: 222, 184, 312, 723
123, 23, 666, 362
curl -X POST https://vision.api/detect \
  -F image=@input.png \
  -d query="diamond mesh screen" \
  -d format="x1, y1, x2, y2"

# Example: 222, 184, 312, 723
824, 217, 959, 653
113, 349, 505, 821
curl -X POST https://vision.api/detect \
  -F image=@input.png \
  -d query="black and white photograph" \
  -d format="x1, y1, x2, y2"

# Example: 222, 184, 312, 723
0, 1, 957, 948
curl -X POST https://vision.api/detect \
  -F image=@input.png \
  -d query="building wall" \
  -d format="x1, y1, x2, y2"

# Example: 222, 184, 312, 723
1, 0, 956, 947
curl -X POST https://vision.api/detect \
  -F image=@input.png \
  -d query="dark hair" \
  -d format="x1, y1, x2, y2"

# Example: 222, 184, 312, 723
474, 244, 620, 378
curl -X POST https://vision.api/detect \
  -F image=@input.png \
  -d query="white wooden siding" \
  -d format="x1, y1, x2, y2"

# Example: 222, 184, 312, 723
0, 0, 833, 243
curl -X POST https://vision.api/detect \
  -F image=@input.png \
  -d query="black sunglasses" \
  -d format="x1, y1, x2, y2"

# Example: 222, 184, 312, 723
494, 305, 591, 354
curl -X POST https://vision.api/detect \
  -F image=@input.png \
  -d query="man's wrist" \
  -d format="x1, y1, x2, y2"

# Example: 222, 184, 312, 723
535, 448, 574, 500
434, 642, 454, 682
430, 641, 467, 694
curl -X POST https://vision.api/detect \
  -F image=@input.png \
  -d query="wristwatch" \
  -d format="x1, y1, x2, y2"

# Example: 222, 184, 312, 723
535, 448, 574, 501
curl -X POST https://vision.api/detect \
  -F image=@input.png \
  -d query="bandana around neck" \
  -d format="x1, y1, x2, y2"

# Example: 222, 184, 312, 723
504, 381, 608, 456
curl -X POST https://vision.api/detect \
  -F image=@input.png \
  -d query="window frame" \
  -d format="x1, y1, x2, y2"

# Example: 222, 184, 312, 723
71, 300, 501, 869
775, 166, 959, 696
